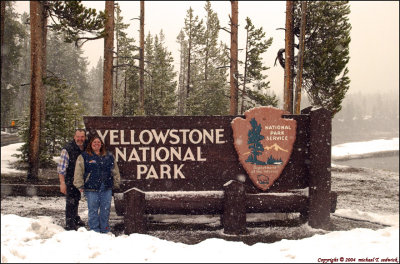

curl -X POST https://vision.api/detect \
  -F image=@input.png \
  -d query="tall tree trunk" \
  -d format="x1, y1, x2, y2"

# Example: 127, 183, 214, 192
114, 9, 119, 115
229, 1, 238, 115
204, 27, 210, 114
178, 49, 184, 115
240, 27, 249, 115
283, 1, 294, 114
103, 1, 114, 116
0, 1, 5, 83
186, 16, 192, 113
139, 0, 145, 115
294, 1, 307, 114
28, 1, 44, 182
40, 2, 47, 156
177, 32, 187, 115
123, 70, 127, 116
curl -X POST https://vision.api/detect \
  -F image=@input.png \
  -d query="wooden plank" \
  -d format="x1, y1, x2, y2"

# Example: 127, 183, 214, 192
1, 184, 62, 197
246, 194, 308, 213
124, 188, 147, 234
135, 193, 309, 215
146, 196, 223, 215
303, 107, 332, 229
222, 181, 247, 235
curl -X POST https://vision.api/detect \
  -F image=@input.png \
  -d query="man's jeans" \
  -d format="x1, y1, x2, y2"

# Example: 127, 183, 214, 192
84, 183, 112, 233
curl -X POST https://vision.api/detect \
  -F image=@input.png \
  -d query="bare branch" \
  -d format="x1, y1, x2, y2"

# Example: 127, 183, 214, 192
219, 27, 231, 34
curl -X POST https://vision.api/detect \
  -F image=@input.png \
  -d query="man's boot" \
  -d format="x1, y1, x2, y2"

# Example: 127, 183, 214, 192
75, 216, 85, 227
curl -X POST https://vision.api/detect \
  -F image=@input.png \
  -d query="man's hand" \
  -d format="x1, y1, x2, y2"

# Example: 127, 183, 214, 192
60, 182, 67, 195
58, 174, 67, 195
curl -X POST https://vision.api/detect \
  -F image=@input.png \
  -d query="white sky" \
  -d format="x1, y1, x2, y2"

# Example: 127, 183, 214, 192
14, 1, 399, 103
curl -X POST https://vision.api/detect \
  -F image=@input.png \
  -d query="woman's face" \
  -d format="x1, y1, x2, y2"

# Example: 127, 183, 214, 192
91, 138, 102, 153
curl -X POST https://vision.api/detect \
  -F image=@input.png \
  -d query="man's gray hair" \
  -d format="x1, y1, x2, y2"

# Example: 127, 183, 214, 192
75, 129, 86, 134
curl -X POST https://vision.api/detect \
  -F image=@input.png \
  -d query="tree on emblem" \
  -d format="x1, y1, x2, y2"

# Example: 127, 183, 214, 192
246, 118, 265, 165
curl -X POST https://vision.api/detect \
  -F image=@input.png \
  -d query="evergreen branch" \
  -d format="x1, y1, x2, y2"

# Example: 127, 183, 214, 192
113, 64, 152, 77
113, 55, 153, 65
45, 69, 61, 79
75, 35, 104, 48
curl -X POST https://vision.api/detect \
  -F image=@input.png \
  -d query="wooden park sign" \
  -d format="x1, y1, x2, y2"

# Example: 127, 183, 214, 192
232, 107, 296, 190
84, 106, 337, 235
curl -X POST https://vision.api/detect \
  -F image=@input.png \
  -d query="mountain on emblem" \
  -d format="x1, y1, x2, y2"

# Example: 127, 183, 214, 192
231, 106, 297, 191
264, 143, 288, 152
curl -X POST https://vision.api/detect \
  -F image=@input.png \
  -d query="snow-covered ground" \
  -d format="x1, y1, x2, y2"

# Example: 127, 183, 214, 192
1, 143, 24, 174
331, 137, 399, 161
1, 139, 399, 263
1, 213, 398, 263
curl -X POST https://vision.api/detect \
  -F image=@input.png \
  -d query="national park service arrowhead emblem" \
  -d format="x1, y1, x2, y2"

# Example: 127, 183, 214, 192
231, 107, 297, 191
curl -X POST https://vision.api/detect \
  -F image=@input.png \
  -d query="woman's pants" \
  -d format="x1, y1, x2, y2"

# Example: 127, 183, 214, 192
84, 184, 112, 233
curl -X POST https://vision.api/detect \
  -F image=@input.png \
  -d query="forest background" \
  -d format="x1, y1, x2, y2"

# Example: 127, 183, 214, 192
1, 1, 399, 163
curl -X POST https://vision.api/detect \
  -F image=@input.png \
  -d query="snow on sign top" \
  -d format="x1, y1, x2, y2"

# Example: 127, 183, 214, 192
231, 106, 297, 191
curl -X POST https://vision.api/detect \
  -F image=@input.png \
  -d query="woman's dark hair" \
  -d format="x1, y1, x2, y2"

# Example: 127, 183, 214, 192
86, 135, 107, 156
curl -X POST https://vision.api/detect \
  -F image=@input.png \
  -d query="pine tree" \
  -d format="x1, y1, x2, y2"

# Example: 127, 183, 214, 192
1, 2, 28, 127
113, 3, 137, 116
178, 2, 229, 116
144, 31, 177, 116
183, 7, 204, 114
14, 12, 31, 116
197, 1, 229, 115
293, 1, 351, 116
48, 1, 105, 46
46, 31, 90, 111
246, 118, 265, 165
28, 0, 105, 180
87, 57, 103, 115
13, 30, 92, 167
15, 77, 84, 167
176, 29, 188, 115
240, 17, 277, 114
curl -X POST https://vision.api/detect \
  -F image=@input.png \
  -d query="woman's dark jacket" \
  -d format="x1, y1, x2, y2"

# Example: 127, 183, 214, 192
73, 151, 120, 191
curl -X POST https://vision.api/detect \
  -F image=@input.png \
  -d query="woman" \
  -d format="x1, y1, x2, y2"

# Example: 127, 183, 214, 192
74, 135, 120, 233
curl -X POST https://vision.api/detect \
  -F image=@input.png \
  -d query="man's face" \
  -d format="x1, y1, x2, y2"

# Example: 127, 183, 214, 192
74, 131, 86, 146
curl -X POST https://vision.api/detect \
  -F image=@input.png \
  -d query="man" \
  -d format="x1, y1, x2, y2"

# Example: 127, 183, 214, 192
57, 129, 87, 231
